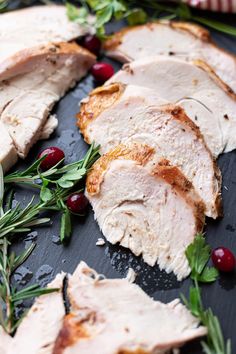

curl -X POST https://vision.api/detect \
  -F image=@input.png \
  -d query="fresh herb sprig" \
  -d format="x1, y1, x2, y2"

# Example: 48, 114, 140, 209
1, 144, 100, 243
0, 239, 58, 335
1, 1, 236, 37
66, 0, 236, 39
183, 234, 230, 354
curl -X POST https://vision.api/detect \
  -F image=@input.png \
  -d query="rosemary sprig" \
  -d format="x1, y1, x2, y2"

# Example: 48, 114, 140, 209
4, 143, 99, 187
0, 239, 58, 335
182, 234, 230, 354
2, 144, 100, 243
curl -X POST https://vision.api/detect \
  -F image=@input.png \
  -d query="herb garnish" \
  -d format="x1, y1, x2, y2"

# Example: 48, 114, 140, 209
0, 239, 58, 335
66, 1, 236, 39
1, 143, 100, 243
183, 234, 231, 354
0, 144, 99, 334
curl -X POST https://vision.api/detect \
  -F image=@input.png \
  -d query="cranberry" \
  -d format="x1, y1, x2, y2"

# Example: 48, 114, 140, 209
67, 193, 89, 214
211, 247, 235, 272
38, 147, 65, 171
82, 35, 101, 55
91, 62, 114, 84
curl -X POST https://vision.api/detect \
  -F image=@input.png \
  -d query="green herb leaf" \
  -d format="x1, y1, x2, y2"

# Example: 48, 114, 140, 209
185, 233, 218, 282
0, 164, 4, 217
40, 177, 53, 203
40, 186, 52, 203
201, 309, 231, 354
126, 8, 147, 26
66, 2, 89, 24
198, 266, 219, 283
12, 285, 59, 303
56, 167, 86, 188
66, 2, 80, 21
186, 234, 210, 275
60, 208, 72, 244
181, 285, 202, 318
13, 243, 36, 271
96, 5, 113, 28
176, 2, 192, 20
193, 16, 236, 36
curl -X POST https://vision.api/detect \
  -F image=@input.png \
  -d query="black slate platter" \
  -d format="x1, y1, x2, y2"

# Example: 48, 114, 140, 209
7, 5, 236, 353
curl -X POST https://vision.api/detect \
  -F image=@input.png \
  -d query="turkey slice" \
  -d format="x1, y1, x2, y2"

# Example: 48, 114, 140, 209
0, 42, 95, 161
0, 5, 93, 79
0, 121, 18, 172
108, 56, 236, 157
0, 327, 12, 354
52, 261, 207, 354
78, 83, 222, 219
104, 21, 236, 93
86, 142, 205, 280
7, 272, 65, 354
39, 115, 58, 141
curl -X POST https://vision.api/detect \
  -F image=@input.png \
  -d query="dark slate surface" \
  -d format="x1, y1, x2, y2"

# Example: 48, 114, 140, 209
7, 5, 236, 353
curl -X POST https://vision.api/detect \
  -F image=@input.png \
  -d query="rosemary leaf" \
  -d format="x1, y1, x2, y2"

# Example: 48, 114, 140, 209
12, 243, 36, 271
60, 207, 72, 243
193, 16, 236, 36
0, 164, 4, 217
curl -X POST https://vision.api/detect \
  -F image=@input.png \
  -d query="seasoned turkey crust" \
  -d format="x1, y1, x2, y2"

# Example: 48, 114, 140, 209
86, 143, 155, 195
78, 83, 126, 140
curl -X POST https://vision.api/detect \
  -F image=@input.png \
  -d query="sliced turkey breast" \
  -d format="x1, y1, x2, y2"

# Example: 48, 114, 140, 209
0, 327, 12, 354
53, 261, 207, 354
39, 115, 58, 140
86, 142, 205, 280
104, 21, 236, 93
108, 56, 236, 157
0, 42, 95, 159
8, 272, 65, 354
0, 121, 18, 172
78, 83, 221, 219
0, 5, 93, 78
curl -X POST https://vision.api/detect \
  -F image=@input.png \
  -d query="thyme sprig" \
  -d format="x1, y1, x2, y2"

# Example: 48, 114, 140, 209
183, 234, 231, 354
1, 143, 100, 243
0, 239, 58, 335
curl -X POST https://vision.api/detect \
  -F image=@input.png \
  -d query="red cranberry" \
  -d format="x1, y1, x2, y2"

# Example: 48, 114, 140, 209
212, 247, 235, 272
38, 147, 65, 171
67, 193, 89, 214
91, 62, 114, 83
82, 35, 101, 55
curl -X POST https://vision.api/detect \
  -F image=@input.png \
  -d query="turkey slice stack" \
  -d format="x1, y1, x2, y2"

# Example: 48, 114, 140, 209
0, 42, 95, 171
0, 262, 207, 353
53, 261, 206, 353
86, 142, 205, 280
108, 56, 236, 157
0, 5, 93, 77
104, 21, 236, 93
78, 83, 222, 219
